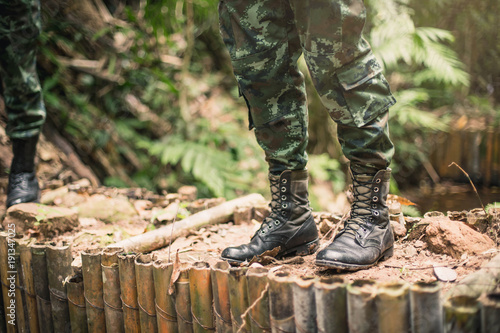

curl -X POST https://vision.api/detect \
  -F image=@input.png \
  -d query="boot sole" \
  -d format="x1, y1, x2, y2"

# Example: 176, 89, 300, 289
222, 238, 320, 265
315, 246, 394, 271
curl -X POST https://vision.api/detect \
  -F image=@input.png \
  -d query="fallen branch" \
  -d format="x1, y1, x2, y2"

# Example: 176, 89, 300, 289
109, 193, 266, 252
448, 162, 486, 213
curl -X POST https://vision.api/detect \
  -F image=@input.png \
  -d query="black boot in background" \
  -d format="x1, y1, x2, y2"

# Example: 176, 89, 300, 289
6, 135, 40, 208
221, 169, 319, 264
316, 168, 394, 271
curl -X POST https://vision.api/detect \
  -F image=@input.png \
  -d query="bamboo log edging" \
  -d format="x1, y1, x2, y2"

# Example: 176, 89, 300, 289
347, 280, 378, 333
0, 278, 6, 333
444, 296, 481, 333
314, 277, 347, 333
410, 281, 443, 333
102, 247, 125, 333
47, 242, 73, 333
19, 242, 40, 333
376, 281, 410, 333
153, 259, 179, 333
67, 274, 88, 333
109, 193, 266, 253
81, 248, 106, 332
176, 264, 194, 333
292, 276, 316, 333
211, 261, 232, 333
481, 293, 500, 333
268, 270, 295, 333
246, 267, 270, 333
14, 242, 28, 332
31, 242, 54, 333
135, 254, 158, 332
118, 252, 141, 333
0, 232, 15, 333
189, 261, 215, 332
228, 267, 251, 333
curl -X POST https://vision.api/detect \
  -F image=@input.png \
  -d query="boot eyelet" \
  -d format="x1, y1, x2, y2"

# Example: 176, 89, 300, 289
281, 195, 286, 201
281, 187, 286, 192
282, 203, 288, 209
376, 179, 381, 183
373, 211, 380, 216
282, 211, 287, 216
275, 220, 280, 225
373, 196, 379, 202
282, 179, 287, 184
372, 204, 377, 209
374, 187, 379, 193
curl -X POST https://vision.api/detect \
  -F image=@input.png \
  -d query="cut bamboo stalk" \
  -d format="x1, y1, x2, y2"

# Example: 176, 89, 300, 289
31, 242, 54, 332
292, 276, 316, 333
110, 194, 266, 252
153, 259, 178, 333
102, 247, 125, 333
314, 277, 347, 333
376, 281, 410, 333
81, 248, 105, 332
410, 281, 443, 333
67, 274, 88, 333
444, 296, 480, 333
0, 232, 16, 333
189, 262, 215, 332
228, 267, 251, 333
118, 252, 141, 333
246, 267, 270, 333
14, 241, 29, 333
481, 293, 500, 333
211, 261, 232, 333
175, 264, 194, 333
135, 254, 158, 332
0, 281, 6, 333
347, 280, 378, 333
19, 242, 40, 333
268, 270, 295, 333
47, 242, 73, 332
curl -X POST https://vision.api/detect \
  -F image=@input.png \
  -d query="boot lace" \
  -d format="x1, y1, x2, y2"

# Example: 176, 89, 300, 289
257, 176, 285, 235
342, 173, 374, 237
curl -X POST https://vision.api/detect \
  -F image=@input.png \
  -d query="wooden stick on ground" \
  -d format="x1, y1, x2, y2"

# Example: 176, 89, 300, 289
109, 194, 266, 252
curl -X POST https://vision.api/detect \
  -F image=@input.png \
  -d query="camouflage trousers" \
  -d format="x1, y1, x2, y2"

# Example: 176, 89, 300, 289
0, 0, 46, 139
219, 0, 395, 174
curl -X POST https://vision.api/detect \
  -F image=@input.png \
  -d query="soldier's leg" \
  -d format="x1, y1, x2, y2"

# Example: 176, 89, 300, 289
0, 0, 45, 207
218, 0, 318, 263
289, 0, 395, 270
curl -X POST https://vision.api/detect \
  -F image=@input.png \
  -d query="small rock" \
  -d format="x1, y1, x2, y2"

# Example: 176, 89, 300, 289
433, 265, 457, 282
3, 203, 79, 237
234, 205, 253, 225
178, 186, 197, 201
414, 240, 425, 248
404, 245, 418, 258
424, 211, 445, 218
391, 220, 407, 238
76, 194, 138, 223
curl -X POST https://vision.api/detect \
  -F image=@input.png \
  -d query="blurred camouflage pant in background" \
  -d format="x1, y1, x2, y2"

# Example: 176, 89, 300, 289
0, 0, 46, 139
219, 0, 395, 174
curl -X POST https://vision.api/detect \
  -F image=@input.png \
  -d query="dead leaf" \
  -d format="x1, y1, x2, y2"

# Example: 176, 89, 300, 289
168, 250, 181, 295
248, 247, 281, 266
388, 194, 416, 206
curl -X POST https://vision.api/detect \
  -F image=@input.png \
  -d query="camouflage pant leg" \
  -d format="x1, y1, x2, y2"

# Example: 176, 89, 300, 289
218, 0, 309, 174
0, 0, 46, 139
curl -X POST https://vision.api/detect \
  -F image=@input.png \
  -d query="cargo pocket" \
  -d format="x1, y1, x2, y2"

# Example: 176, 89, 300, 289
334, 52, 396, 128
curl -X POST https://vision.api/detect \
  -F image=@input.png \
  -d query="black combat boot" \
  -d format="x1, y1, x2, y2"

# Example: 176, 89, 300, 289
221, 169, 319, 264
316, 168, 394, 271
6, 135, 40, 208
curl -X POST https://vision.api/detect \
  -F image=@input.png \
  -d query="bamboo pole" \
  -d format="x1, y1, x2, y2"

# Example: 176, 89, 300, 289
211, 261, 232, 333
135, 254, 158, 332
118, 252, 141, 333
0, 232, 16, 333
347, 280, 378, 333
67, 274, 88, 333
410, 281, 443, 333
481, 293, 500, 333
268, 270, 295, 333
0, 278, 6, 333
228, 267, 251, 333
175, 264, 194, 333
31, 242, 54, 332
314, 277, 347, 333
110, 194, 266, 252
444, 296, 480, 333
14, 241, 29, 333
81, 248, 105, 332
292, 276, 316, 333
46, 242, 73, 332
376, 281, 410, 333
246, 267, 270, 333
189, 262, 215, 332
153, 259, 178, 333
102, 247, 125, 333
19, 241, 40, 333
